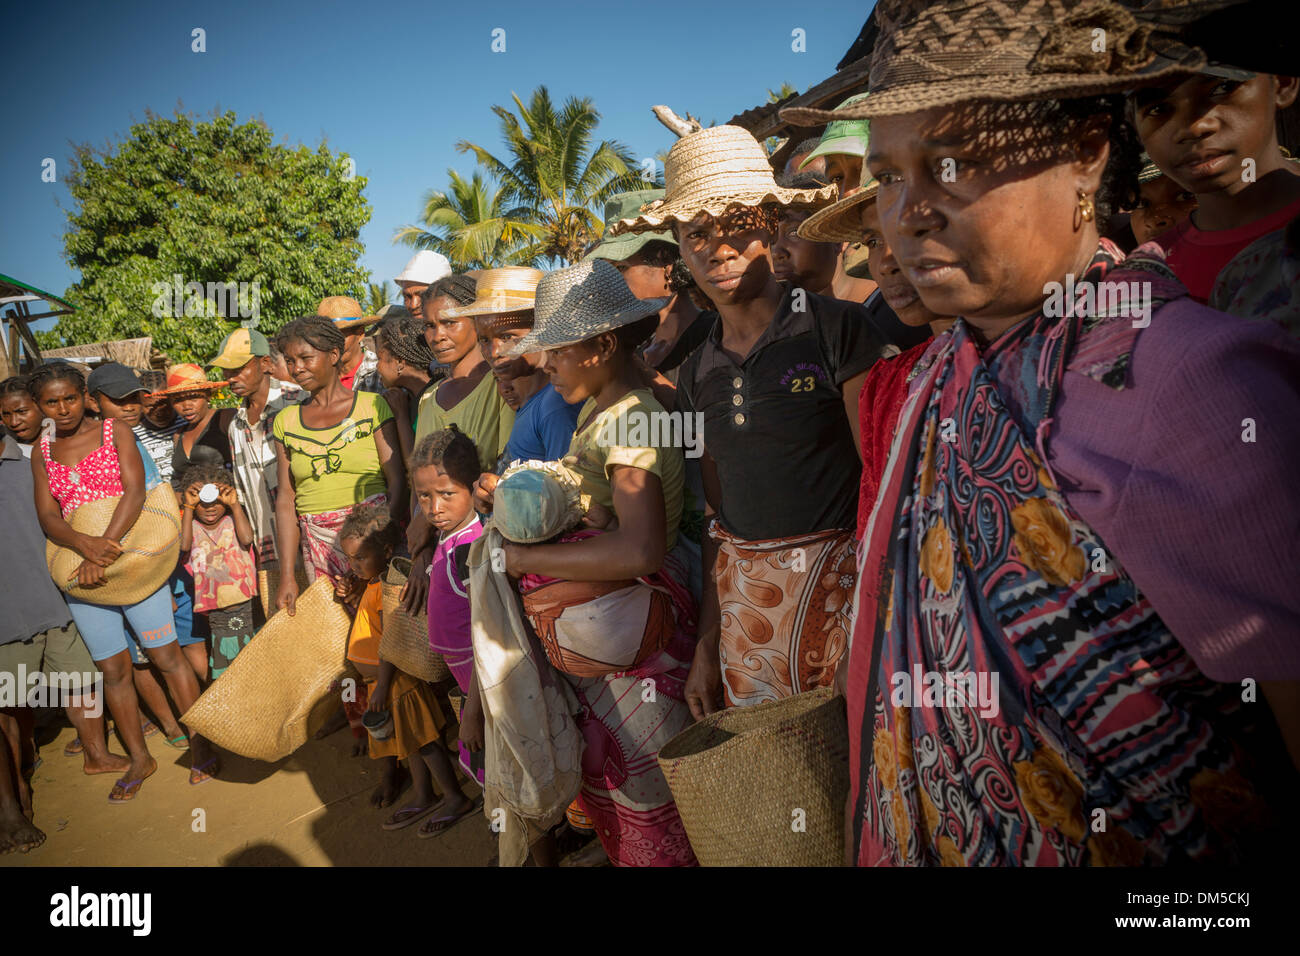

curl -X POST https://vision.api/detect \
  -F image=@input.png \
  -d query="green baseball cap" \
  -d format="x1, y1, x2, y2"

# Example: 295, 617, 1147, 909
799, 92, 870, 170
209, 327, 270, 369
583, 189, 678, 263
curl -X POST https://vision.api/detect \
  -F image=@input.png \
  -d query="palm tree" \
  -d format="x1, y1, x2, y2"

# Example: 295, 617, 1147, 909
457, 86, 660, 265
393, 169, 542, 270
364, 281, 395, 313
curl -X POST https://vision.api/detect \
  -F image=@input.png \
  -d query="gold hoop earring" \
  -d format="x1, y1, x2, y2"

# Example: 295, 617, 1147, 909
1078, 190, 1095, 223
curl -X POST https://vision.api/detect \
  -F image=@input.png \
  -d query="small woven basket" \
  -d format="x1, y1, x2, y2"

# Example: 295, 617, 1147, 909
181, 576, 352, 762
46, 482, 181, 606
258, 564, 310, 619
379, 557, 449, 683
657, 687, 849, 867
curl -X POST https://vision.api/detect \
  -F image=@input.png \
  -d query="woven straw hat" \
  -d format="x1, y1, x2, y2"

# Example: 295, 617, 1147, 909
505, 259, 667, 356
779, 0, 1206, 123
797, 181, 881, 244
150, 363, 227, 398
608, 126, 837, 236
440, 267, 544, 318
493, 459, 587, 544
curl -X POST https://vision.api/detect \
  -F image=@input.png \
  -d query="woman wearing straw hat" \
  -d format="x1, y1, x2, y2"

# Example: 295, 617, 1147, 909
484, 259, 699, 866
608, 123, 913, 718
788, 0, 1300, 867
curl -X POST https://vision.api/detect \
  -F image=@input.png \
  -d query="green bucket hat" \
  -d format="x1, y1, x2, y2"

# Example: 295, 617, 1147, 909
583, 189, 677, 263
799, 92, 871, 171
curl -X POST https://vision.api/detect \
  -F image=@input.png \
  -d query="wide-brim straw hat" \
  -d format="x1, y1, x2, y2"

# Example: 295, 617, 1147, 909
608, 125, 838, 236
150, 363, 228, 398
318, 295, 382, 331
505, 259, 667, 356
46, 483, 181, 606
440, 267, 544, 318
797, 181, 881, 244
779, 0, 1207, 123
493, 459, 588, 544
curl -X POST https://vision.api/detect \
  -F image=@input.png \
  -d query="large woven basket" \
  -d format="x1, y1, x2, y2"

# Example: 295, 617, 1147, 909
379, 557, 449, 683
181, 576, 352, 762
657, 687, 849, 866
46, 482, 181, 606
258, 564, 311, 619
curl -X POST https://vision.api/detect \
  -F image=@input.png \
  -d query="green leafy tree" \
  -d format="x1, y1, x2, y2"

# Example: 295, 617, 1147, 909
393, 168, 542, 270
53, 109, 371, 366
456, 86, 660, 265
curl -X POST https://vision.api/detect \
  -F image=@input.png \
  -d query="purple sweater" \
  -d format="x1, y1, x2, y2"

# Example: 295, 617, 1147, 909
1050, 297, 1300, 680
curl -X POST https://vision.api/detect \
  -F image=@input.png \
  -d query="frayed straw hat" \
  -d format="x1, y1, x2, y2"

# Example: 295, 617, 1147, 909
608, 125, 837, 236
440, 267, 544, 318
796, 181, 881, 244
779, 0, 1206, 123
506, 259, 666, 355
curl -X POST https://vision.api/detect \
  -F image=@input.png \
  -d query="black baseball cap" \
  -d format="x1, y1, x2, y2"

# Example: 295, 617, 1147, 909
86, 362, 148, 400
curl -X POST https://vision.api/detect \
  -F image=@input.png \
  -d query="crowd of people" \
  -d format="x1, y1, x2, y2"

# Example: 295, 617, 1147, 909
2, 0, 1297, 866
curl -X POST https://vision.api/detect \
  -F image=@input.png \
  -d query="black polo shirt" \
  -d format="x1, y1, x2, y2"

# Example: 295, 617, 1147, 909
676, 288, 907, 540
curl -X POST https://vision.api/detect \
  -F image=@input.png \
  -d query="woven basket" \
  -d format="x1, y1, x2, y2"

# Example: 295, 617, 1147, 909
378, 557, 449, 683
657, 687, 849, 867
258, 564, 310, 619
46, 482, 181, 606
181, 576, 352, 762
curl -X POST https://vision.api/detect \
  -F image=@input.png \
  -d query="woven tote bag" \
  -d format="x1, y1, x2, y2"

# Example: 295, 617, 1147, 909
181, 576, 352, 761
378, 557, 450, 683
46, 482, 181, 606
657, 687, 850, 866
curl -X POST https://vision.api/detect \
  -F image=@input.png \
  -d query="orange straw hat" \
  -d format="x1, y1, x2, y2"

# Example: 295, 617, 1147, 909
149, 363, 227, 398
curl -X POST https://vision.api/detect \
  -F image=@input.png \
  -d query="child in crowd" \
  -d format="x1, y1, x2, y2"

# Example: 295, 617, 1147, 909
409, 426, 485, 785
133, 369, 186, 484
337, 503, 476, 835
179, 464, 257, 680
1, 376, 43, 455
1128, 159, 1199, 246
1132, 70, 1300, 303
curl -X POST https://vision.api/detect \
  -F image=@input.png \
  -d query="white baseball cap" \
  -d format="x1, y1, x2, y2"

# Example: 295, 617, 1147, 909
394, 251, 452, 286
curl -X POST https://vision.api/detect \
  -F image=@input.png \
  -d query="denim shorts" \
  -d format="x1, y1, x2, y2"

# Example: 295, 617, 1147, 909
65, 585, 178, 663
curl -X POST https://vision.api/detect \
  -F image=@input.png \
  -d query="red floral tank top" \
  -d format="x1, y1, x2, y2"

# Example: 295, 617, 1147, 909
41, 418, 124, 518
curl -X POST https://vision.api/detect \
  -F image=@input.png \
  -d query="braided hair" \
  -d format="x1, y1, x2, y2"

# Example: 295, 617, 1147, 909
275, 315, 346, 357
338, 500, 401, 561
421, 274, 478, 308
1, 375, 31, 399
375, 311, 435, 369
27, 363, 87, 400
411, 423, 480, 489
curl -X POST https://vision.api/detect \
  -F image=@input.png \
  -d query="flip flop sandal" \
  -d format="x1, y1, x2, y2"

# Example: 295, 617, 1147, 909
381, 804, 437, 831
165, 735, 189, 750
189, 758, 219, 786
108, 778, 145, 804
141, 719, 160, 739
417, 797, 483, 839
63, 737, 84, 757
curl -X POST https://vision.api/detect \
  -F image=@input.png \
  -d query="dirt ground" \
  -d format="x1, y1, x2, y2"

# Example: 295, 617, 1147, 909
2, 713, 499, 867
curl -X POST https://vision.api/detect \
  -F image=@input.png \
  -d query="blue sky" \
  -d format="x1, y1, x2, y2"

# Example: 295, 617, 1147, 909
1, 0, 872, 332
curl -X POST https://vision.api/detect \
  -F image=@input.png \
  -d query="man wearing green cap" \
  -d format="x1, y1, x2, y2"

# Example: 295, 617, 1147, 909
209, 327, 303, 571
584, 189, 713, 378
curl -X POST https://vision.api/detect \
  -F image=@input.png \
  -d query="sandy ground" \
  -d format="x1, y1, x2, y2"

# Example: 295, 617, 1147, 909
2, 714, 499, 867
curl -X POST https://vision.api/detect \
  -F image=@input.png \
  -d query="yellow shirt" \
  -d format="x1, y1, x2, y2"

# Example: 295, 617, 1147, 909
273, 391, 393, 515
567, 389, 683, 550
413, 372, 515, 475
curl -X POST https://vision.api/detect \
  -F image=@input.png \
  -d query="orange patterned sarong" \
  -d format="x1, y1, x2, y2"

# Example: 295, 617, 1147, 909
711, 521, 855, 708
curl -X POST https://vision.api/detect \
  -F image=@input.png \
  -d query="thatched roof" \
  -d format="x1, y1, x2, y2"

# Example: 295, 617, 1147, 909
42, 337, 154, 370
